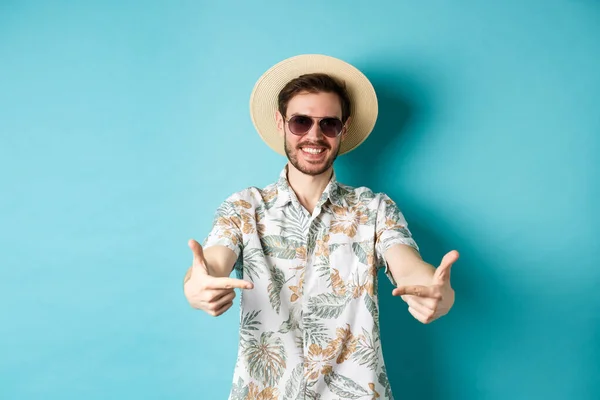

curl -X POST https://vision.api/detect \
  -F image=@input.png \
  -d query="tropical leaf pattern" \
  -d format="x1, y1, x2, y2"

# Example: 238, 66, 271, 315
242, 247, 266, 282
324, 371, 370, 399
279, 302, 301, 334
330, 324, 358, 364
352, 241, 368, 264
240, 310, 261, 335
303, 315, 330, 347
267, 264, 285, 314
274, 205, 308, 243
230, 377, 248, 400
261, 235, 300, 259
203, 167, 419, 399
353, 327, 381, 371
283, 363, 305, 400
240, 309, 262, 349
308, 293, 350, 319
244, 332, 287, 387
378, 366, 393, 400
246, 383, 280, 400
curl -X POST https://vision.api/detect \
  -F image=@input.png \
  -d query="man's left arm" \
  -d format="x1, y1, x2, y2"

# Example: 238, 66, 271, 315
384, 244, 459, 324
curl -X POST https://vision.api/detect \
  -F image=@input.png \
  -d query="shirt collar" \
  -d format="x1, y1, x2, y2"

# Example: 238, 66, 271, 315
274, 165, 343, 209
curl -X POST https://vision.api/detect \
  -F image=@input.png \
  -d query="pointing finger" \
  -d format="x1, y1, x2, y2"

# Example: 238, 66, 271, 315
403, 294, 438, 311
393, 285, 441, 299
205, 276, 254, 290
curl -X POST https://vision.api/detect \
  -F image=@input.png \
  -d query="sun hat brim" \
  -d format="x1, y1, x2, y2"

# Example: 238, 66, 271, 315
249, 54, 378, 156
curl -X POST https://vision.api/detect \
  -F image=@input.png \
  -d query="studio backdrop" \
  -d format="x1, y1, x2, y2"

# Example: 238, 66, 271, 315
1, 1, 598, 399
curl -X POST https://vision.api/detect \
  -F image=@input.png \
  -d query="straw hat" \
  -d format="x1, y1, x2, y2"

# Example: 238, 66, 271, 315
249, 54, 378, 156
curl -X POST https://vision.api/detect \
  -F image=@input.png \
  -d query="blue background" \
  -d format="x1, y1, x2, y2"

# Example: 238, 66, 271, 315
1, 1, 598, 399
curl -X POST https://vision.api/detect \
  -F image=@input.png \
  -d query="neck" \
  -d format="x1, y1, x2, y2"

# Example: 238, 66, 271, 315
286, 163, 333, 214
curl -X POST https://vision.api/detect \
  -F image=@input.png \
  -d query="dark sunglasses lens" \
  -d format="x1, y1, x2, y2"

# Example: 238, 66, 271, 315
319, 118, 343, 137
288, 115, 313, 135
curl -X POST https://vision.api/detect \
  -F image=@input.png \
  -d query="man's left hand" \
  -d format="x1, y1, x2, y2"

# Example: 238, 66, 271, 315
392, 250, 459, 324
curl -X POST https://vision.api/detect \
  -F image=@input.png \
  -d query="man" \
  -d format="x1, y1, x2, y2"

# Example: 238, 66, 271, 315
183, 54, 458, 400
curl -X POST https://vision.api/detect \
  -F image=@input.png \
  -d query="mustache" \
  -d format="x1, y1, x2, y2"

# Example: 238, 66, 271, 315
297, 140, 330, 149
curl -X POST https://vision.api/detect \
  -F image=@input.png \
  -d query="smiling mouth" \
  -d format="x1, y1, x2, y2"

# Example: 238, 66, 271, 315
301, 147, 325, 155
299, 143, 329, 155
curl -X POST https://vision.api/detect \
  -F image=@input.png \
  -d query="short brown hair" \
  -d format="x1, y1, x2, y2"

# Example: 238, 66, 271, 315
277, 73, 351, 123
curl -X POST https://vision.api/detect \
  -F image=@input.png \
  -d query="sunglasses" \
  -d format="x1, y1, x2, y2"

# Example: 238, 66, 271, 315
285, 114, 344, 138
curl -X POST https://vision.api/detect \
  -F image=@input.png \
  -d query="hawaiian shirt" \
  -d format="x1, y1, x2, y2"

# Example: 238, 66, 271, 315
203, 166, 419, 400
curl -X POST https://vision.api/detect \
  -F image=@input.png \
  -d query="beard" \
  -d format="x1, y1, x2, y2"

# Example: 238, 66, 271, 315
284, 132, 340, 176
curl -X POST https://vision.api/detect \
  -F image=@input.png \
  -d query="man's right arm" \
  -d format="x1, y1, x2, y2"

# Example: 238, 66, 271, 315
183, 197, 250, 315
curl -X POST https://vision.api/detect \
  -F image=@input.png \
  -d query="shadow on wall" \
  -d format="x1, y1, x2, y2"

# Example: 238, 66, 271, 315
337, 68, 521, 400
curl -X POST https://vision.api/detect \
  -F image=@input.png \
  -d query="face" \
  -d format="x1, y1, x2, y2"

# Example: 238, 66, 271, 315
276, 92, 348, 176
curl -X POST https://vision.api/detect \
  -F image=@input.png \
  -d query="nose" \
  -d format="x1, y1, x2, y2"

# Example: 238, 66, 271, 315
304, 119, 325, 140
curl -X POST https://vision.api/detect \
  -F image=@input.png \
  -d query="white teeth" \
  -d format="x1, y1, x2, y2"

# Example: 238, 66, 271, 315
302, 148, 324, 154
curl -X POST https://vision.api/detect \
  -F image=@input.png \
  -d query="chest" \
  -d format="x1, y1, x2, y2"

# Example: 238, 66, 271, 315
244, 203, 379, 294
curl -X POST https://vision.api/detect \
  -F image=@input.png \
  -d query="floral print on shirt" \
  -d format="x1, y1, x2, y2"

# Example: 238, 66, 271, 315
203, 166, 419, 400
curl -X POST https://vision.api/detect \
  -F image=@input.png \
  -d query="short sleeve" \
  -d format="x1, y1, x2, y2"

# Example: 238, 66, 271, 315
202, 199, 244, 259
374, 194, 419, 284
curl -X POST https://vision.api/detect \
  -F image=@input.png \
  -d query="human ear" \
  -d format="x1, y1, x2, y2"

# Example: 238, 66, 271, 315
275, 111, 285, 137
341, 116, 352, 141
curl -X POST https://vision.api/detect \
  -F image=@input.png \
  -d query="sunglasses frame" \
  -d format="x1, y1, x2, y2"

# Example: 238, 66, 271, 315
284, 114, 345, 138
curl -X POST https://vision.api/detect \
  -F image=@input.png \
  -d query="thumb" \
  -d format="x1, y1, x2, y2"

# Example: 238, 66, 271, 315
188, 239, 208, 274
433, 250, 459, 284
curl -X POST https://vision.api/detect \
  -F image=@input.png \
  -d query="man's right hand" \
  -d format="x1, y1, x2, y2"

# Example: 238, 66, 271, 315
184, 239, 253, 317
